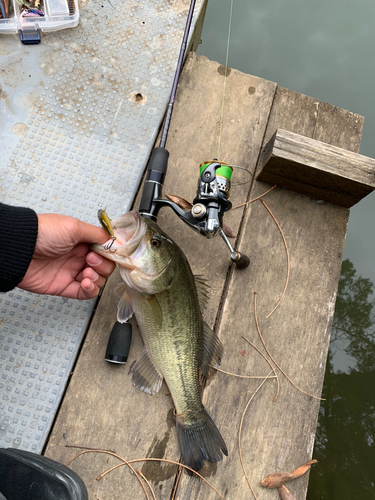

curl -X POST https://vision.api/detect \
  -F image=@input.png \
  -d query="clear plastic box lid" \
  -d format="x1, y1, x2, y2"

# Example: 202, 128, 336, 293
0, 0, 79, 34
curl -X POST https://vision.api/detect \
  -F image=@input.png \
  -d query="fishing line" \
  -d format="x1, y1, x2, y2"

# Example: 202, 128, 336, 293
230, 165, 253, 186
217, 0, 235, 160
216, 1, 253, 192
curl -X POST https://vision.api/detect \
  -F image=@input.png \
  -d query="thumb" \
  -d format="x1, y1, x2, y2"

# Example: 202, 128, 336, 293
76, 219, 111, 245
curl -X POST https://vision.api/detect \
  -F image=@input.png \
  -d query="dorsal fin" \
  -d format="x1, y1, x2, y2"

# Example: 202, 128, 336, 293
194, 275, 210, 312
199, 321, 223, 380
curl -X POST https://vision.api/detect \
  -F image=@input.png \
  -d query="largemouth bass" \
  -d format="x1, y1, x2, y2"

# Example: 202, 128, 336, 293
93, 210, 228, 472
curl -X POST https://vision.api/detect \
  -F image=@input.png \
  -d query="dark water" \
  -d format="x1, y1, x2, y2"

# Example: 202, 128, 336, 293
198, 0, 375, 497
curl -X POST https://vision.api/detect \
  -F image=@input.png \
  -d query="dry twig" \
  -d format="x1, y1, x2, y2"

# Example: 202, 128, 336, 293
278, 485, 296, 500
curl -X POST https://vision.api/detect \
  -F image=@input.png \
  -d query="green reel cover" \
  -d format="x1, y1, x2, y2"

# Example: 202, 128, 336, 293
200, 162, 233, 181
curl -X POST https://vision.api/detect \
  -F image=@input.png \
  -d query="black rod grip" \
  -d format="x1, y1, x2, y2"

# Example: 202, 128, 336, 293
146, 147, 169, 174
105, 322, 132, 364
139, 182, 156, 215
139, 147, 169, 216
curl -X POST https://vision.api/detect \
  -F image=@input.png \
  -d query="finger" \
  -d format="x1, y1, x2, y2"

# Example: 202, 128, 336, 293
78, 278, 101, 300
86, 251, 115, 277
82, 267, 107, 289
58, 278, 100, 300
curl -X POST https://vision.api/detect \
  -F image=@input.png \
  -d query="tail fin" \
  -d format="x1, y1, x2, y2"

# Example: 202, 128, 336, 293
176, 407, 228, 473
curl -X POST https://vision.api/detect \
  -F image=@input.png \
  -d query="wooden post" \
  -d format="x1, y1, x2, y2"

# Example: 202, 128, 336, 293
257, 129, 375, 207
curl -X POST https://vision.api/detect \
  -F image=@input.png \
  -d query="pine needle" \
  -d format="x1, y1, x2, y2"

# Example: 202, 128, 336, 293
241, 337, 280, 402
66, 450, 225, 499
137, 469, 157, 500
210, 365, 277, 380
66, 449, 148, 499
231, 185, 277, 210
171, 463, 183, 500
260, 198, 290, 318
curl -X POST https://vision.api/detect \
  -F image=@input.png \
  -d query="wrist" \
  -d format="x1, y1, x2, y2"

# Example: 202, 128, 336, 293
0, 204, 38, 292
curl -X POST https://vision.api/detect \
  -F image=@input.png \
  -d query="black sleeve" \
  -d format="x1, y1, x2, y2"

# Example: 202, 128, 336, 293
0, 203, 39, 293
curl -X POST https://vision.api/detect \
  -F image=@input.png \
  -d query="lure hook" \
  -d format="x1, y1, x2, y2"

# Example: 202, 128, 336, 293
104, 236, 117, 253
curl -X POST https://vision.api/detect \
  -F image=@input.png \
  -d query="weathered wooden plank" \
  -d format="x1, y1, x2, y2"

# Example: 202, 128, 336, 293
257, 129, 375, 207
175, 89, 363, 499
313, 101, 364, 153
45, 53, 277, 499
263, 86, 319, 145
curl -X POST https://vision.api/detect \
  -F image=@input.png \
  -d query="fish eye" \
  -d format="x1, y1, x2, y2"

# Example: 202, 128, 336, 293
151, 238, 162, 248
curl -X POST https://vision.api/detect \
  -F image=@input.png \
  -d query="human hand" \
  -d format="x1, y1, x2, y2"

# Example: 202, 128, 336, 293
18, 213, 116, 299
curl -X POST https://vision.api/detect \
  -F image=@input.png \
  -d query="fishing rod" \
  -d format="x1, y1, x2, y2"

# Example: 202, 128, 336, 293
105, 0, 249, 364
138, 0, 250, 268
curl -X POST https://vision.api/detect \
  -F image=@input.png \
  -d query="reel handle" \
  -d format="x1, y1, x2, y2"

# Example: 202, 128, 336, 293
220, 229, 250, 269
231, 252, 250, 269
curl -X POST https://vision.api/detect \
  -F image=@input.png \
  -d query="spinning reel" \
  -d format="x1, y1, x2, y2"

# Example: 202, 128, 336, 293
139, 147, 250, 268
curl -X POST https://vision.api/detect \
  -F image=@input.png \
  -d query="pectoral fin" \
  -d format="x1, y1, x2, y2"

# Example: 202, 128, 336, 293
146, 295, 163, 327
199, 321, 224, 380
129, 346, 163, 395
114, 282, 126, 298
117, 291, 134, 323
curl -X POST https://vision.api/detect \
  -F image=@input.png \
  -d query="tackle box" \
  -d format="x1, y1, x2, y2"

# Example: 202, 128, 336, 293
0, 0, 79, 42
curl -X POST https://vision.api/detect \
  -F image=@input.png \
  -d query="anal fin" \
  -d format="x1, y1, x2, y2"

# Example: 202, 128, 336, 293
129, 346, 163, 395
199, 321, 224, 380
194, 275, 210, 312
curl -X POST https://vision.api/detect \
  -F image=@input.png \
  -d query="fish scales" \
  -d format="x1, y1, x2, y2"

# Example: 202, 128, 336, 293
93, 209, 228, 472
128, 250, 203, 421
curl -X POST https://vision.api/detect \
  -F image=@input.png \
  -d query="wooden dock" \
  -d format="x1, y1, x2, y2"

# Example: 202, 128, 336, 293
45, 53, 368, 499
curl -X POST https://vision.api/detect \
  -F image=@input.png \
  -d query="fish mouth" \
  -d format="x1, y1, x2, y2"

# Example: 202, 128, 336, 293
92, 210, 146, 259
113, 211, 146, 250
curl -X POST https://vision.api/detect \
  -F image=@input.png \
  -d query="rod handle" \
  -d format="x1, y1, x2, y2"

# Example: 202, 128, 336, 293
105, 322, 132, 364
139, 148, 169, 217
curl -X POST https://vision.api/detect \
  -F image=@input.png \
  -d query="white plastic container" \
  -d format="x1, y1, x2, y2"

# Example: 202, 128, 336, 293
0, 0, 79, 41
